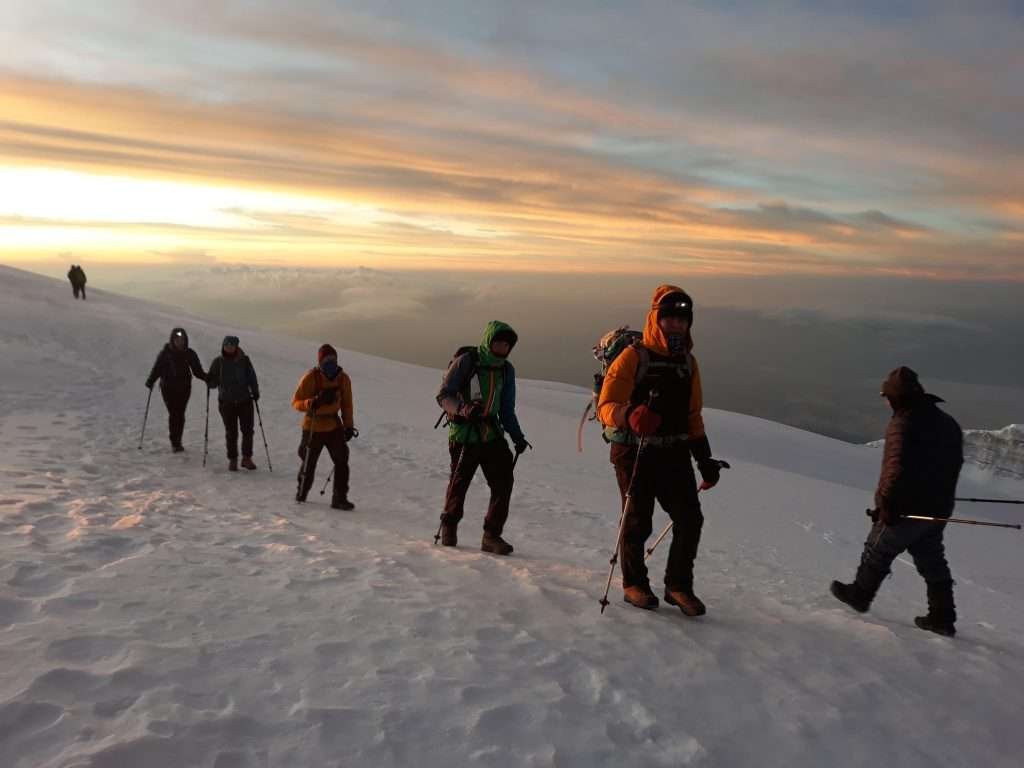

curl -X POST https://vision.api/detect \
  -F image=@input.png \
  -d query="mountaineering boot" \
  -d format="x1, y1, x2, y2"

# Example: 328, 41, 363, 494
228, 457, 238, 471
331, 498, 356, 511
830, 580, 872, 613
915, 580, 956, 637
241, 456, 257, 470
914, 616, 956, 637
623, 585, 659, 610
665, 588, 706, 617
440, 523, 458, 547
172, 444, 185, 453
481, 532, 513, 556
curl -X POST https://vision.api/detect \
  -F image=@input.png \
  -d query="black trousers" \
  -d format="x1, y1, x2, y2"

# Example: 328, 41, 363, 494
161, 386, 190, 448
855, 519, 952, 596
219, 400, 254, 459
442, 439, 515, 536
72, 283, 86, 299
297, 428, 350, 503
611, 443, 703, 591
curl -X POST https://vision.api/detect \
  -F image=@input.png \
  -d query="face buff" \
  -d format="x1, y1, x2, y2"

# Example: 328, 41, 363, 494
320, 359, 340, 379
667, 333, 686, 355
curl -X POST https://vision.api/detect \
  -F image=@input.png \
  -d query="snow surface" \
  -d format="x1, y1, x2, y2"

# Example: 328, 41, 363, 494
1, 264, 1022, 768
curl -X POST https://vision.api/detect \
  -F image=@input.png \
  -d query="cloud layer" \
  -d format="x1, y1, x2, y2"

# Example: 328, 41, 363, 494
1, 1, 1021, 277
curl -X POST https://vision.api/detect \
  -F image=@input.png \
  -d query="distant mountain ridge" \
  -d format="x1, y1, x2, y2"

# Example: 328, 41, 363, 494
868, 424, 1024, 481
963, 424, 1024, 480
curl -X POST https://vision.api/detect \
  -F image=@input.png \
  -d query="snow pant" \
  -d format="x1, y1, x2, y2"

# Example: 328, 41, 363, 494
72, 283, 86, 299
442, 439, 515, 536
297, 428, 349, 503
854, 519, 953, 603
611, 443, 703, 591
218, 399, 254, 459
160, 385, 190, 448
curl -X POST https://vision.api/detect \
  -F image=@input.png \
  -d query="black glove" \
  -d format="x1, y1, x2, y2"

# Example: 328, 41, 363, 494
461, 400, 485, 422
878, 505, 900, 526
343, 427, 359, 441
697, 460, 721, 488
251, 391, 260, 402
514, 438, 532, 455
313, 389, 337, 407
146, 381, 155, 390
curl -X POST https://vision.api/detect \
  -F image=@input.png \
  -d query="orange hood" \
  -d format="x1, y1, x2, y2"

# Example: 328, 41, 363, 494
642, 284, 693, 356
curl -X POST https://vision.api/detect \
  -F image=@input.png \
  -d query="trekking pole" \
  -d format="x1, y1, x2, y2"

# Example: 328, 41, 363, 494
865, 509, 1021, 530
138, 388, 153, 450
599, 436, 647, 613
202, 388, 211, 467
435, 443, 471, 544
905, 514, 1021, 530
252, 396, 273, 472
599, 392, 657, 614
434, 421, 479, 544
320, 468, 334, 496
297, 402, 316, 502
955, 497, 1024, 505
645, 460, 731, 561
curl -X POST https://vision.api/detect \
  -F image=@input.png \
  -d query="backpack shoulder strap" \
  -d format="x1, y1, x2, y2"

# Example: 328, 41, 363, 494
632, 342, 651, 384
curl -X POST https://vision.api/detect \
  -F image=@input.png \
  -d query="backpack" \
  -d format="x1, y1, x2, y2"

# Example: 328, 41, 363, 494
577, 326, 649, 452
434, 345, 509, 428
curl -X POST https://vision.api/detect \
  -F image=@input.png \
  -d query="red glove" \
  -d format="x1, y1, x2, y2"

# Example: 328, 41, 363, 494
628, 405, 662, 436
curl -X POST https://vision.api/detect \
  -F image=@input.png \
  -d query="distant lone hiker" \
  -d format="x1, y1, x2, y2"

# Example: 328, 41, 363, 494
292, 344, 356, 510
436, 321, 529, 556
67, 264, 87, 299
145, 327, 208, 452
207, 335, 260, 472
597, 285, 724, 617
831, 366, 964, 636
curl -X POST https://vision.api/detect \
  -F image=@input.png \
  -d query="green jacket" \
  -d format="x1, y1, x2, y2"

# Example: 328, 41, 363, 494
437, 321, 525, 445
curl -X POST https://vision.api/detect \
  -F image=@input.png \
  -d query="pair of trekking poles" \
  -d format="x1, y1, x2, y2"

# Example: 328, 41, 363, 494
138, 386, 272, 471
597, 429, 732, 612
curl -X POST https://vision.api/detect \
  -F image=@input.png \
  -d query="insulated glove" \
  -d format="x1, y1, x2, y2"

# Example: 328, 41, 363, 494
878, 503, 900, 526
146, 381, 154, 390
343, 427, 359, 441
460, 400, 485, 422
251, 391, 260, 402
514, 438, 532, 455
697, 460, 721, 490
627, 405, 662, 436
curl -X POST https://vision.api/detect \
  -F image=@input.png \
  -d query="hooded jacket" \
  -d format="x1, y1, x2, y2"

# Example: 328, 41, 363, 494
292, 365, 354, 433
597, 284, 705, 444
876, 369, 963, 520
437, 320, 526, 445
146, 327, 207, 391
207, 340, 259, 404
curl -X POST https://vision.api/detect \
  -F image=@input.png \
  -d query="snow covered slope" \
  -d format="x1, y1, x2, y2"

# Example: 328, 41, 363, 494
1, 265, 1022, 768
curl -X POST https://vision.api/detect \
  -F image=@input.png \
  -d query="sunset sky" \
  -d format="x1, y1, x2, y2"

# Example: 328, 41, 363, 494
2, 1, 1022, 278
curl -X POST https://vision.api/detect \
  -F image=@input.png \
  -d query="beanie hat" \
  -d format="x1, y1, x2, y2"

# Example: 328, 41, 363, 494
317, 344, 338, 363
880, 366, 923, 399
222, 335, 239, 348
655, 290, 694, 324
